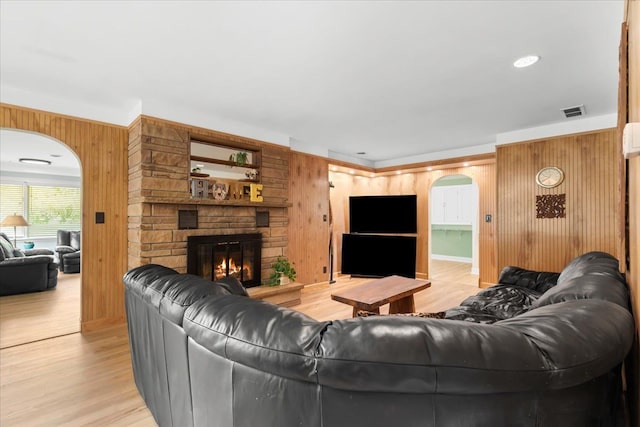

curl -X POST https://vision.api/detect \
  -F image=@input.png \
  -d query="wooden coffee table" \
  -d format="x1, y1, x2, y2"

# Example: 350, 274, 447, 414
331, 275, 431, 317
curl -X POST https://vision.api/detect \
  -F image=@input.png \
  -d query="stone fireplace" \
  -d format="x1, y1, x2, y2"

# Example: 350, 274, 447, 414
127, 117, 291, 281
187, 233, 262, 287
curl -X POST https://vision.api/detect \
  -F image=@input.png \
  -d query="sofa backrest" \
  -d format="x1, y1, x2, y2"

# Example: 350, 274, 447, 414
56, 229, 81, 250
534, 251, 629, 310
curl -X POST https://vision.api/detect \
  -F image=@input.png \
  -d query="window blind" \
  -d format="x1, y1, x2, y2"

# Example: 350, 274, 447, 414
27, 186, 81, 237
0, 183, 81, 238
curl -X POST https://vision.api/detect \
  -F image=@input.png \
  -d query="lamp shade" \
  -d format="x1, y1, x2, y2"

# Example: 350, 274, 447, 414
1, 214, 29, 227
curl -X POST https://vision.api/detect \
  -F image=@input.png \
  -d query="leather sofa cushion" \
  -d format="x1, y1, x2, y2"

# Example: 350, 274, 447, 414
556, 251, 623, 285
534, 274, 630, 310
444, 284, 542, 323
498, 266, 559, 293
184, 295, 331, 383
145, 274, 232, 325
70, 231, 81, 250
214, 275, 248, 297
534, 251, 628, 310
122, 264, 179, 296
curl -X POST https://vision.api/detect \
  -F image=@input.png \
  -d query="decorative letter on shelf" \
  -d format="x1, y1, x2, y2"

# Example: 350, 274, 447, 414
250, 183, 264, 202
536, 194, 566, 219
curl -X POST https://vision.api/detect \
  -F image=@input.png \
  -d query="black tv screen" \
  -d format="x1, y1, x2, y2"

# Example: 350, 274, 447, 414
349, 195, 417, 234
341, 233, 416, 278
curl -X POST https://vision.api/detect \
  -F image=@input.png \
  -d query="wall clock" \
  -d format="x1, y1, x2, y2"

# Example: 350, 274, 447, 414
535, 166, 564, 188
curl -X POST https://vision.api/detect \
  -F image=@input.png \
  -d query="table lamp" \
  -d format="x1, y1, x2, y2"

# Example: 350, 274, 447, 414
1, 213, 29, 247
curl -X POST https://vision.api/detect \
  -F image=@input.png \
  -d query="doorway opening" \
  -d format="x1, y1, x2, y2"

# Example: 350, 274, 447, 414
429, 174, 479, 287
0, 129, 82, 348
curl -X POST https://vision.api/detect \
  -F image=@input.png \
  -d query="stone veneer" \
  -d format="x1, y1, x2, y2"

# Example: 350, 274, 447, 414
127, 116, 290, 282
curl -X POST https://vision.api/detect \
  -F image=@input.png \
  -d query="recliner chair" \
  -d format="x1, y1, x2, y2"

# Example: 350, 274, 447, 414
55, 230, 81, 274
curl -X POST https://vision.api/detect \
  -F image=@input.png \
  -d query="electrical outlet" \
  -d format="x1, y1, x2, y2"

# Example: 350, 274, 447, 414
485, 214, 492, 223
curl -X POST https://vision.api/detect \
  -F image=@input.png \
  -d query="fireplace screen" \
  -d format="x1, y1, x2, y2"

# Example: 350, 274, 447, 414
187, 233, 262, 287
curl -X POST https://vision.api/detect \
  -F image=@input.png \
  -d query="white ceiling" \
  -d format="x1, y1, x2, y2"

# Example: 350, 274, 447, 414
0, 1, 625, 170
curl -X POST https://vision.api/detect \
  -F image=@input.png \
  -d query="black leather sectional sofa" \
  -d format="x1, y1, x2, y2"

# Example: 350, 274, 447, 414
123, 251, 634, 427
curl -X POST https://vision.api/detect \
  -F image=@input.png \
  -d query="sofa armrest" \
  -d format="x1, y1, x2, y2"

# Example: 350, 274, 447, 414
24, 248, 54, 256
1, 255, 54, 266
55, 245, 77, 255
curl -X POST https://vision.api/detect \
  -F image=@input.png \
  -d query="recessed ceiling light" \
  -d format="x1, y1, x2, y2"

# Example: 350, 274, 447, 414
463, 162, 470, 167
19, 158, 51, 165
427, 167, 433, 171
513, 55, 540, 68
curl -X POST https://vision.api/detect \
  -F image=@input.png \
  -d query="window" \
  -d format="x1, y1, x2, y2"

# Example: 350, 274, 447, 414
0, 183, 81, 239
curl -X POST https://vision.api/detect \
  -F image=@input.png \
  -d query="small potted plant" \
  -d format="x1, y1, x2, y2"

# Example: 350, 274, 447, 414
268, 256, 296, 286
229, 151, 249, 167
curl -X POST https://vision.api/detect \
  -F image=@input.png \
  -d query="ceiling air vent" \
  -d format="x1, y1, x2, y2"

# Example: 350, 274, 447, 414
561, 104, 586, 118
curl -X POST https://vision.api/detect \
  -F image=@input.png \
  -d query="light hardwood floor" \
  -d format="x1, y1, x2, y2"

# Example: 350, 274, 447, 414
0, 261, 479, 426
0, 272, 81, 349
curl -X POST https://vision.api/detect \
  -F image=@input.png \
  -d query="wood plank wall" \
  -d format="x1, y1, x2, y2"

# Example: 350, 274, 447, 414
624, 0, 639, 425
496, 128, 621, 273
0, 103, 129, 332
288, 152, 330, 284
328, 161, 497, 286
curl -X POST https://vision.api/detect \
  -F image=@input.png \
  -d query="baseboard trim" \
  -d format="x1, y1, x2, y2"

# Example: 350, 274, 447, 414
431, 255, 472, 263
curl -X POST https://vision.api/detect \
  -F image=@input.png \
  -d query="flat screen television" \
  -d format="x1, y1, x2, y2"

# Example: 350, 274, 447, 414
349, 195, 417, 234
341, 233, 416, 278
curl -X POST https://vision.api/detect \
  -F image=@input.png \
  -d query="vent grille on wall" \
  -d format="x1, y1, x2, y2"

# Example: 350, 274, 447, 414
561, 104, 586, 118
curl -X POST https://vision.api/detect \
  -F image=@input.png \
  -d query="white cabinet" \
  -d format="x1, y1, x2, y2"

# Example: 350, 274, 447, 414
431, 184, 475, 225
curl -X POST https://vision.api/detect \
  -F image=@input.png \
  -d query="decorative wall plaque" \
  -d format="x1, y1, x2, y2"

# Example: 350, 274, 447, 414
536, 194, 566, 219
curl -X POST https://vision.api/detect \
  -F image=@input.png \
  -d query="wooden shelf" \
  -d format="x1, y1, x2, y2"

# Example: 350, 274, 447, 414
131, 196, 291, 208
190, 155, 259, 169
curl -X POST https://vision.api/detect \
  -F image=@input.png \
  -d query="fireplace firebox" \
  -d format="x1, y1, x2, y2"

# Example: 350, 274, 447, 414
187, 233, 262, 287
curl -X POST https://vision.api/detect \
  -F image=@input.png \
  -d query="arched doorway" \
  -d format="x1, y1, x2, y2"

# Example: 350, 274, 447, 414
0, 129, 82, 347
429, 174, 479, 286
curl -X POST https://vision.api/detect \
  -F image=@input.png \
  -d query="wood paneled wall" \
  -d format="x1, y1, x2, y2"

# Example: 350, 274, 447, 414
624, 0, 639, 425
1, 103, 129, 332
328, 161, 497, 286
496, 128, 621, 272
288, 152, 330, 284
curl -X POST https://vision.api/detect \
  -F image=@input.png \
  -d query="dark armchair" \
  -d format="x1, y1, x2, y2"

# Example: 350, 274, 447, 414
55, 230, 81, 274
0, 232, 58, 296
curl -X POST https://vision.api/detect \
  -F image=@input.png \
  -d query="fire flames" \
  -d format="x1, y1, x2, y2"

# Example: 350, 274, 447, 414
215, 257, 251, 280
